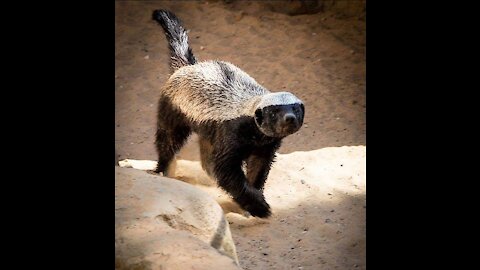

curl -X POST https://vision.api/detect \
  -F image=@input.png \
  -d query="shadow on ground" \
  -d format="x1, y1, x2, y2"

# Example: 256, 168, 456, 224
230, 194, 366, 270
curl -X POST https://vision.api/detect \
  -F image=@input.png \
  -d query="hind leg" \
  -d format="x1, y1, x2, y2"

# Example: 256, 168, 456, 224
154, 125, 191, 175
199, 137, 215, 177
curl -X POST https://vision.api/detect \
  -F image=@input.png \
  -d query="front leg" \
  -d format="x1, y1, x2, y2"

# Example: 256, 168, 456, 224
246, 141, 281, 190
213, 146, 271, 218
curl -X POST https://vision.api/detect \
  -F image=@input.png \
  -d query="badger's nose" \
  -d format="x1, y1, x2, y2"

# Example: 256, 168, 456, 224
284, 113, 296, 124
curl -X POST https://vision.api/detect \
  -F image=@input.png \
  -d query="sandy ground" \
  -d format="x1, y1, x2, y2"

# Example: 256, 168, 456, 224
119, 145, 366, 270
227, 147, 366, 270
115, 1, 365, 269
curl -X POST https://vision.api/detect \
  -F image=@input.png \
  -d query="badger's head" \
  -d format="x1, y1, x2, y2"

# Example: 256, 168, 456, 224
253, 92, 305, 138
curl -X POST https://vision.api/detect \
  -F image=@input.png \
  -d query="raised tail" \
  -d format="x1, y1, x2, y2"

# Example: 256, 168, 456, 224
152, 10, 197, 71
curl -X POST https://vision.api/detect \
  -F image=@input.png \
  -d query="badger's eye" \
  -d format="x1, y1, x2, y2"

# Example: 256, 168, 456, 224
255, 108, 263, 124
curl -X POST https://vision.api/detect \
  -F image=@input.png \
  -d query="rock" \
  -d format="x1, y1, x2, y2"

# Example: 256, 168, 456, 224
115, 167, 240, 269
118, 159, 247, 216
118, 159, 156, 170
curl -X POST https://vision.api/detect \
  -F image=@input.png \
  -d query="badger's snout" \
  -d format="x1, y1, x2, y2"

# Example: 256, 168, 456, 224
281, 112, 300, 132
280, 112, 301, 133
284, 113, 296, 124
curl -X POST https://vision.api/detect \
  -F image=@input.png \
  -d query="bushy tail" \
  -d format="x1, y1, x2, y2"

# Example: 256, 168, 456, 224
152, 10, 197, 71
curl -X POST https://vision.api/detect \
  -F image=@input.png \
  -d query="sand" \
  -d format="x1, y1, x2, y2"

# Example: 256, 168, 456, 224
119, 144, 366, 269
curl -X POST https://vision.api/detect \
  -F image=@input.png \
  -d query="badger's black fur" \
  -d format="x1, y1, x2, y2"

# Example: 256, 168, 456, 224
152, 10, 305, 218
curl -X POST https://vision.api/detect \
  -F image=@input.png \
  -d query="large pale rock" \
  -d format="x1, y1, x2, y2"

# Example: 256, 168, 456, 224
119, 159, 246, 216
115, 167, 240, 269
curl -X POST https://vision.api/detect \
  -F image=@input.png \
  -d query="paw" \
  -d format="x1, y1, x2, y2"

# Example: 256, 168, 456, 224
243, 200, 271, 218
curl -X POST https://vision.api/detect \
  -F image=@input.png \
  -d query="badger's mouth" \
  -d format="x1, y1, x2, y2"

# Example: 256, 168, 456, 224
277, 122, 302, 137
257, 125, 300, 138
256, 117, 302, 138
281, 124, 301, 135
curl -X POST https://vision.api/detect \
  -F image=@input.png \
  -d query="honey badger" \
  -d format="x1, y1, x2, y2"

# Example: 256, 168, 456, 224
152, 10, 305, 218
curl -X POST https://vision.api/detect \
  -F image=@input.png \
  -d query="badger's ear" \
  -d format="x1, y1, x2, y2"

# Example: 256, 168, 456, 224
255, 108, 263, 125
300, 103, 305, 117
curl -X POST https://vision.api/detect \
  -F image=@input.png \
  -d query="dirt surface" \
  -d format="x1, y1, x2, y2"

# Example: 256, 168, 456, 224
119, 146, 366, 270
227, 147, 366, 270
115, 1, 365, 269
